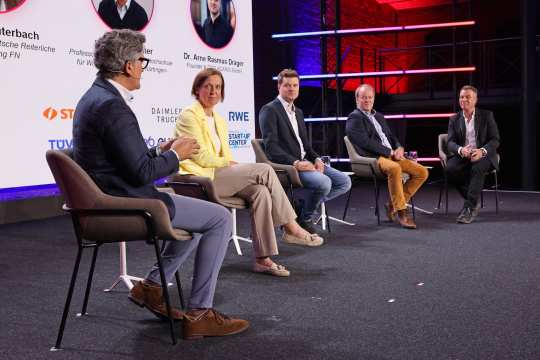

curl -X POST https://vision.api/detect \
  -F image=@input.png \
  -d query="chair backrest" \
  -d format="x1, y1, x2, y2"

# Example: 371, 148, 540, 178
438, 134, 449, 167
251, 138, 270, 163
343, 136, 382, 178
46, 149, 104, 210
251, 138, 303, 188
168, 174, 219, 203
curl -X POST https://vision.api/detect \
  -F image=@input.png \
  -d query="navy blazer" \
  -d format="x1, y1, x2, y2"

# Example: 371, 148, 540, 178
447, 108, 500, 169
72, 77, 179, 219
258, 98, 319, 165
98, 0, 149, 31
345, 108, 401, 158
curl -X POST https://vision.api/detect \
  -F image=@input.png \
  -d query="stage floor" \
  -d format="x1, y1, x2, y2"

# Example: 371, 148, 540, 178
1, 184, 539, 359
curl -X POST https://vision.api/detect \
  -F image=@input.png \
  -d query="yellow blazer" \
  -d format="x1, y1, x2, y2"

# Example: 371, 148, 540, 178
174, 101, 233, 180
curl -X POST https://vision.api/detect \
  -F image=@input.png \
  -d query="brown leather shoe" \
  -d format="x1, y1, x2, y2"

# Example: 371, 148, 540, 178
128, 281, 184, 321
396, 209, 417, 229
182, 308, 249, 340
384, 202, 396, 222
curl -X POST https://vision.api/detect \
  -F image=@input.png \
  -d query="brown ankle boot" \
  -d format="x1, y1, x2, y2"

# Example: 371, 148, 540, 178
129, 281, 184, 321
384, 202, 396, 222
396, 209, 417, 229
182, 308, 249, 340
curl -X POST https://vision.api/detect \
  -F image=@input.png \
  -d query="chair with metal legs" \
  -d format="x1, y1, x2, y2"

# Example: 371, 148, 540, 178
167, 174, 252, 255
251, 139, 352, 232
46, 150, 191, 350
437, 133, 500, 214
343, 136, 416, 224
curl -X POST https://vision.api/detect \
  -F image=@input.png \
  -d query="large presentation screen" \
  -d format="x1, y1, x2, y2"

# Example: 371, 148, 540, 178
0, 0, 254, 190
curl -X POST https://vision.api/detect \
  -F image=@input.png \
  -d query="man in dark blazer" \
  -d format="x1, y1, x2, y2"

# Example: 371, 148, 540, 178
346, 84, 428, 229
259, 69, 351, 234
98, 0, 149, 31
73, 29, 248, 339
446, 85, 500, 224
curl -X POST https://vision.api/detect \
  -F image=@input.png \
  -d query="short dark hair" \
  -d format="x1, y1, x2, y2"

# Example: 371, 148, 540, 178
277, 68, 299, 85
191, 67, 225, 101
460, 85, 478, 95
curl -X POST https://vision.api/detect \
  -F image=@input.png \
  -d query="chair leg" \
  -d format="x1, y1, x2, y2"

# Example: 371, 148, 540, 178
320, 202, 331, 233
373, 176, 380, 225
79, 244, 100, 317
444, 173, 449, 215
152, 239, 176, 345
342, 185, 353, 221
230, 208, 243, 256
410, 196, 416, 220
174, 271, 185, 310
481, 189, 485, 208
51, 245, 84, 351
437, 178, 443, 210
494, 171, 499, 214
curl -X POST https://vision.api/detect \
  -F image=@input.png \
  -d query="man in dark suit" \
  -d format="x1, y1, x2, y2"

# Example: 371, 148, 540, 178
202, 0, 233, 48
259, 69, 351, 234
98, 0, 149, 31
446, 85, 500, 224
73, 29, 248, 339
346, 84, 428, 229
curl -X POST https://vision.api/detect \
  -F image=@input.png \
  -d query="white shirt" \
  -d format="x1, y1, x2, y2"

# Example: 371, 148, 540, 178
206, 115, 221, 155
277, 95, 306, 159
107, 78, 134, 107
361, 109, 392, 150
116, 0, 131, 20
463, 110, 477, 149
0, 0, 7, 12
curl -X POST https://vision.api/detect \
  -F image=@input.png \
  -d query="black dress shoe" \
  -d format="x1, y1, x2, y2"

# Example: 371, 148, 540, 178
456, 207, 474, 224
298, 219, 318, 234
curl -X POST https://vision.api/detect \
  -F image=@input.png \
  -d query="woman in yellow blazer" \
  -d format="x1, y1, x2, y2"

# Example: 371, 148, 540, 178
175, 68, 324, 277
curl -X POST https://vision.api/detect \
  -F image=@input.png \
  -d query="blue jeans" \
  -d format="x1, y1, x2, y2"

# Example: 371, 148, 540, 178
296, 165, 351, 222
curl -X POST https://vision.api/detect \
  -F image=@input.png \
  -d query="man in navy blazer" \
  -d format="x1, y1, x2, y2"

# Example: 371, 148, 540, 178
73, 29, 248, 339
346, 84, 428, 229
259, 69, 351, 234
446, 85, 500, 224
98, 0, 149, 31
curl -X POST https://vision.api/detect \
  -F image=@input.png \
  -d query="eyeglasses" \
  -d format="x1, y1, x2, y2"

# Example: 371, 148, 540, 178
137, 57, 150, 70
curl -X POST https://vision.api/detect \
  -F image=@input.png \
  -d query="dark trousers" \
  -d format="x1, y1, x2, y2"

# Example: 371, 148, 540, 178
446, 156, 493, 209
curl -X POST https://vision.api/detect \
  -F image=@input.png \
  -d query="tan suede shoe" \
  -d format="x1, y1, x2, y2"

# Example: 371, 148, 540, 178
253, 262, 290, 277
128, 281, 184, 321
182, 309, 249, 340
282, 232, 324, 247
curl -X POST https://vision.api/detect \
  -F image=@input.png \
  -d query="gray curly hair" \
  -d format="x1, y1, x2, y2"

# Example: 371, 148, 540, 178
94, 29, 146, 79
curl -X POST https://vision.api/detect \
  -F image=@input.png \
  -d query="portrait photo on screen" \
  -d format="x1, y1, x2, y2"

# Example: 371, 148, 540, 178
191, 0, 236, 49
92, 0, 154, 31
0, 0, 26, 13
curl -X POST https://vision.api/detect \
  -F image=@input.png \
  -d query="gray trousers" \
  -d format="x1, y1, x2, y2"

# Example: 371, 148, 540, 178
146, 193, 232, 309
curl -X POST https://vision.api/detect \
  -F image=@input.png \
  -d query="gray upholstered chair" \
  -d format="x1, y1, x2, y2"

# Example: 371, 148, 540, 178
167, 174, 252, 255
343, 136, 415, 225
437, 133, 500, 214
251, 138, 303, 199
46, 149, 191, 349
250, 138, 341, 232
